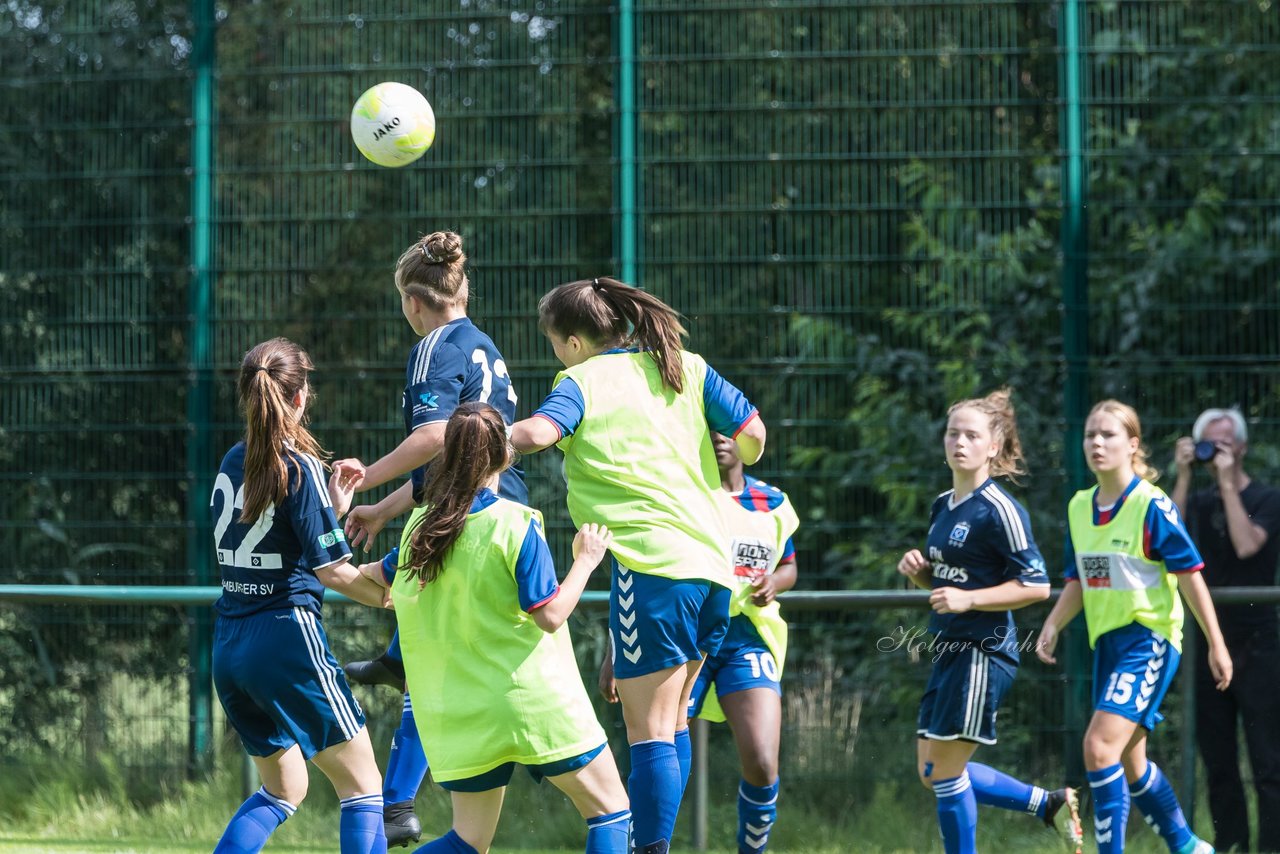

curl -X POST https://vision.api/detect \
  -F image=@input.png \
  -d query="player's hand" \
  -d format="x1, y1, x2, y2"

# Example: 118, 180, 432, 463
1174, 437, 1195, 474
358, 559, 389, 588
1208, 642, 1233, 691
1035, 622, 1060, 665
328, 465, 364, 519
345, 504, 387, 553
572, 523, 613, 567
929, 586, 975, 614
598, 652, 618, 703
897, 549, 929, 579
750, 574, 780, 606
332, 458, 367, 483
1211, 443, 1237, 483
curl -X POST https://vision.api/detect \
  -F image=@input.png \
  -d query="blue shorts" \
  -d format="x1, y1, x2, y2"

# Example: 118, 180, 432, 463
1092, 622, 1179, 731
917, 642, 1016, 745
610, 563, 731, 679
687, 616, 781, 718
213, 607, 366, 759
438, 743, 608, 792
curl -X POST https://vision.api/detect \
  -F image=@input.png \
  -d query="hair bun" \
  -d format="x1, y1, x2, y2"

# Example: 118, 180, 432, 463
422, 231, 465, 264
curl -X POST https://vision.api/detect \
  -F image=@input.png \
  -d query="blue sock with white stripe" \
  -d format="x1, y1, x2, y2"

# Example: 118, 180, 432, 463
737, 778, 778, 854
412, 829, 478, 853
674, 727, 692, 795
628, 739, 681, 849
1088, 763, 1129, 854
966, 762, 1047, 816
339, 793, 386, 854
586, 809, 631, 854
214, 787, 295, 853
385, 694, 429, 803
933, 772, 977, 854
1129, 762, 1195, 852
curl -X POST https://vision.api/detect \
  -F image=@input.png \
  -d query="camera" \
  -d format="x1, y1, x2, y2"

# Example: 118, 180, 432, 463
1194, 440, 1219, 463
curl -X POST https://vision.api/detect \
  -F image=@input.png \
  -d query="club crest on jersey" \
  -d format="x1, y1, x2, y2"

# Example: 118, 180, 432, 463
948, 521, 971, 548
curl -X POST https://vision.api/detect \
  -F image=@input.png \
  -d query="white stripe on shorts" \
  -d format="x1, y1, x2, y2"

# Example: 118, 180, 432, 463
293, 607, 360, 740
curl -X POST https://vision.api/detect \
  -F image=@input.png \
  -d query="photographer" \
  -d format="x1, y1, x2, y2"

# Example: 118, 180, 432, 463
1173, 408, 1280, 853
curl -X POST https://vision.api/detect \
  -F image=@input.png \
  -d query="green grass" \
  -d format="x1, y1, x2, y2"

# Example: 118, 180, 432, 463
0, 756, 1214, 853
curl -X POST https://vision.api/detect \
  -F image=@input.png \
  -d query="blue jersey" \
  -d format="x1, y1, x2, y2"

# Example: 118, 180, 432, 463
924, 479, 1049, 659
532, 349, 757, 439
403, 317, 527, 504
211, 442, 352, 619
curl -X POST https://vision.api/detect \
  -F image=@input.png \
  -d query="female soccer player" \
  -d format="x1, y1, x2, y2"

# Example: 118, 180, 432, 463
510, 277, 766, 854
897, 389, 1080, 854
332, 231, 529, 845
210, 337, 390, 854
601, 431, 798, 854
1037, 399, 1232, 854
364, 402, 630, 854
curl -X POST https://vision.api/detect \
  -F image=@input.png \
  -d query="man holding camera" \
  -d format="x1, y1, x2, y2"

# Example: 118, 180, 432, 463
1173, 407, 1280, 853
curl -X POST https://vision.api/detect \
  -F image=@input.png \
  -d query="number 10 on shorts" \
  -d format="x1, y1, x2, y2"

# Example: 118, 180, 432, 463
745, 651, 779, 682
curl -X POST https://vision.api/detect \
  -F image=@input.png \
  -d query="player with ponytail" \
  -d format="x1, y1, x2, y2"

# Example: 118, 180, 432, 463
211, 338, 390, 854
331, 231, 529, 845
1038, 400, 1230, 854
359, 402, 629, 854
510, 277, 766, 854
897, 388, 1080, 854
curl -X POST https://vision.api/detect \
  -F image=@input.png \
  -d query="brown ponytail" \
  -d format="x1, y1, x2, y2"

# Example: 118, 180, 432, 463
402, 402, 512, 586
395, 230, 469, 311
237, 338, 328, 524
537, 277, 687, 392
947, 387, 1027, 482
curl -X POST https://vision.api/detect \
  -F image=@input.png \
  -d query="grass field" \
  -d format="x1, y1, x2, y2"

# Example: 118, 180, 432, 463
0, 754, 1215, 853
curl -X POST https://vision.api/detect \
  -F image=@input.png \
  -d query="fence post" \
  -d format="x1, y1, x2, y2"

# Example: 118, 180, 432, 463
185, 0, 217, 779
691, 716, 709, 850
1057, 0, 1092, 788
615, 0, 640, 284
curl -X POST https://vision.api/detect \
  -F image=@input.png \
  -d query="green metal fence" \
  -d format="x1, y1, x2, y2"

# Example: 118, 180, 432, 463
4, 0, 1280, 834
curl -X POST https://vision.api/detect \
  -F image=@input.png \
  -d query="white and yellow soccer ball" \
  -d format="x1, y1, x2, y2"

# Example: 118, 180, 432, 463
350, 82, 436, 168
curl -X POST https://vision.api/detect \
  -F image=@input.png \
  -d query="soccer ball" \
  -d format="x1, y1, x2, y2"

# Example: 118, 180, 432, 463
350, 82, 436, 168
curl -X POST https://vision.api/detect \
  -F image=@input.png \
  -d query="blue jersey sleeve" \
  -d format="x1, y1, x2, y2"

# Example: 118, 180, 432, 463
380, 547, 400, 585
532, 378, 585, 438
514, 516, 560, 612
781, 536, 796, 562
407, 340, 468, 429
286, 454, 352, 572
1144, 493, 1205, 573
702, 364, 758, 437
989, 498, 1050, 587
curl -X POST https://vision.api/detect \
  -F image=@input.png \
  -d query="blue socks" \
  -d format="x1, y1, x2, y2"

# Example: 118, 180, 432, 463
1130, 762, 1195, 852
385, 694, 429, 803
339, 793, 386, 854
214, 787, 296, 853
933, 771, 977, 854
629, 739, 682, 849
385, 629, 403, 665
966, 762, 1047, 817
413, 829, 478, 853
674, 727, 691, 795
1089, 764, 1129, 854
738, 778, 778, 854
586, 809, 631, 854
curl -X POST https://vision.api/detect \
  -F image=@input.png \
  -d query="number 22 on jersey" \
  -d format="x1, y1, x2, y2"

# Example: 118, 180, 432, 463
211, 473, 282, 569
